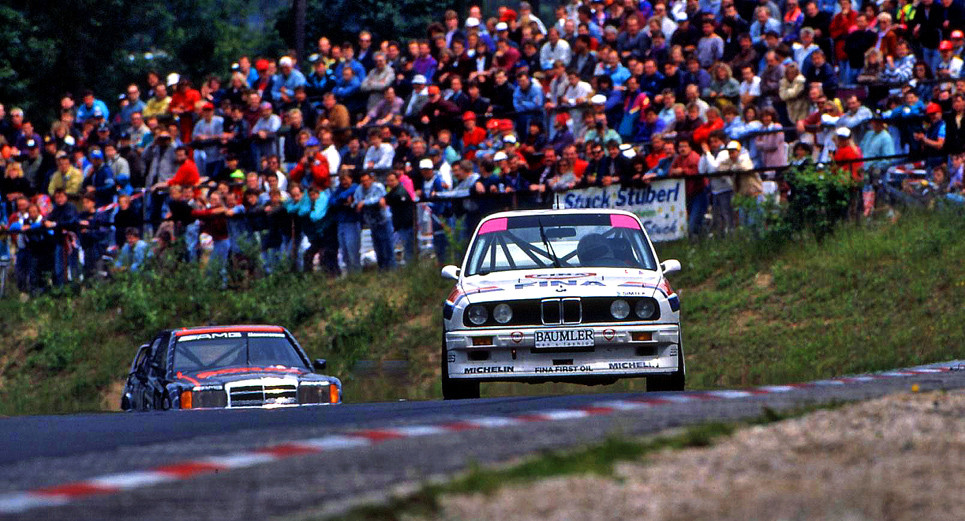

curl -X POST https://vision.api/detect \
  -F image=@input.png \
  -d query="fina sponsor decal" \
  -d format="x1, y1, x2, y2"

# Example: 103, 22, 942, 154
464, 366, 514, 374
534, 365, 593, 373
516, 279, 606, 289
179, 332, 243, 342
524, 273, 596, 279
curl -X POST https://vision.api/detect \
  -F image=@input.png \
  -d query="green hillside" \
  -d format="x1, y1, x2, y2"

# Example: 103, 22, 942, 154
1, 209, 962, 415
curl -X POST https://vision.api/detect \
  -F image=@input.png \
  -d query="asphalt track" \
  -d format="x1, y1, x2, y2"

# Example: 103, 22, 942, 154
1, 360, 962, 521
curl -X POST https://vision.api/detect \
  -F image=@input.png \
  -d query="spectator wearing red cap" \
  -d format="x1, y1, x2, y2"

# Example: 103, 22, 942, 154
915, 102, 946, 167
461, 111, 486, 160
548, 112, 574, 155
251, 58, 275, 101
937, 41, 963, 79
419, 85, 461, 137
192, 102, 224, 179
951, 30, 965, 56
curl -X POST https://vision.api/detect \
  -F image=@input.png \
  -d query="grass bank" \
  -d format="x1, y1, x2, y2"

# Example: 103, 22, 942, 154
1, 209, 963, 415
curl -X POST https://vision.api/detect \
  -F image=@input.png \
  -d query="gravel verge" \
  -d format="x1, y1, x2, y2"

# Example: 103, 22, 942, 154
436, 390, 964, 521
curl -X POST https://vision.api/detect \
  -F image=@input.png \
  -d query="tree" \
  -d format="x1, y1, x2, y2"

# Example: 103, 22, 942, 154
274, 0, 461, 54
0, 0, 285, 128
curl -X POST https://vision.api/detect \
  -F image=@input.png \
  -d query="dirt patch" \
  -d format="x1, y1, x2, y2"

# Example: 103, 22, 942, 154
734, 309, 760, 332
100, 380, 127, 411
754, 272, 772, 289
435, 391, 965, 521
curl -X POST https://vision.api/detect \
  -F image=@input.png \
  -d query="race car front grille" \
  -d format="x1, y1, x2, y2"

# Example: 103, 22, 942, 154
227, 383, 298, 407
541, 298, 582, 325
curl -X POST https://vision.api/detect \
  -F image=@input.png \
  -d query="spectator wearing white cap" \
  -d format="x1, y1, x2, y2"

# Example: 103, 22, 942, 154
271, 56, 307, 104
831, 126, 864, 218
414, 157, 451, 262
403, 75, 430, 122
701, 139, 752, 234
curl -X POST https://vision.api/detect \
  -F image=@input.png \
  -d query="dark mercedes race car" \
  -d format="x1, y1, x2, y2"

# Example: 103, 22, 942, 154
121, 325, 342, 411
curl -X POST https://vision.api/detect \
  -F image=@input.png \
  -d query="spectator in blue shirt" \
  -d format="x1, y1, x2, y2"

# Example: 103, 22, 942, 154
119, 84, 146, 129
83, 149, 116, 207
271, 56, 307, 105
331, 171, 362, 273
355, 171, 395, 269
114, 227, 149, 272
749, 7, 782, 45
512, 71, 544, 137
76, 90, 110, 124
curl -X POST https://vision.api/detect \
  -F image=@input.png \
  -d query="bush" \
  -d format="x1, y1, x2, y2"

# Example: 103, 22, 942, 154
784, 164, 857, 240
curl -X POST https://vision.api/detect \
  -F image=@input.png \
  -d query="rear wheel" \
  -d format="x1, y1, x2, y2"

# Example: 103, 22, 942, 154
647, 344, 685, 392
441, 334, 480, 400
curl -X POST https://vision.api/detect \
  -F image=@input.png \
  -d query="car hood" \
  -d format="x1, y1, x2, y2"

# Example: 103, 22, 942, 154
175, 366, 327, 385
458, 268, 663, 303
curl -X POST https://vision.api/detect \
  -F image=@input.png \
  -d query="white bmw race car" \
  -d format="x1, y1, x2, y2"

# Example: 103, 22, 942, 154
440, 209, 685, 399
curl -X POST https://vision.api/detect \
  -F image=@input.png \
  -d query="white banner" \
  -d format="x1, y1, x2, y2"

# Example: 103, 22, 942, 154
559, 179, 688, 242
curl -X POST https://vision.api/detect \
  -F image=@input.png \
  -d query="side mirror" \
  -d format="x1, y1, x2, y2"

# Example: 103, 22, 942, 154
313, 358, 327, 371
441, 265, 461, 280
661, 259, 681, 275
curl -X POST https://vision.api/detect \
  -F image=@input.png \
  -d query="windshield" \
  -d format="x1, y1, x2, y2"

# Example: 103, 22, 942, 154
173, 332, 308, 373
465, 213, 657, 276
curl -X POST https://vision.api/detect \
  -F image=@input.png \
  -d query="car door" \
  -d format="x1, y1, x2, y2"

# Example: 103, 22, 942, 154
145, 333, 172, 410
124, 343, 152, 410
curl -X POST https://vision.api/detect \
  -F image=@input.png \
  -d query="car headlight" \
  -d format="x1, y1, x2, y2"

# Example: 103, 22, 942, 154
493, 303, 513, 324
182, 387, 227, 409
298, 382, 332, 404
467, 305, 489, 325
610, 299, 630, 319
635, 299, 657, 319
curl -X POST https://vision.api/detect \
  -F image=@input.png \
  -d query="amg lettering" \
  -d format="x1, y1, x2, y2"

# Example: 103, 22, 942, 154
463, 366, 514, 374
180, 332, 243, 342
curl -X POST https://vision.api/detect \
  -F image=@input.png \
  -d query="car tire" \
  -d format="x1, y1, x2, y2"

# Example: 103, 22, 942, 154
647, 344, 685, 392
441, 335, 480, 400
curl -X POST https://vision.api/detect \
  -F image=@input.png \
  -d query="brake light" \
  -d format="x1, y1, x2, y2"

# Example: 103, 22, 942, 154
329, 384, 340, 404
180, 390, 193, 409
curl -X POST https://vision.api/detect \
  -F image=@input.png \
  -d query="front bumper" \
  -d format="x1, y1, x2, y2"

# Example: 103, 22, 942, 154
445, 323, 680, 380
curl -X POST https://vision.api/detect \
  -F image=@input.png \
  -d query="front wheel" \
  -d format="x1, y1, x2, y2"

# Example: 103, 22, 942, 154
441, 334, 480, 400
647, 345, 686, 392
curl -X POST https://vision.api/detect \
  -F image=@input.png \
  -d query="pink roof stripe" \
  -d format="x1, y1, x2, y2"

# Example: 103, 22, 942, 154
478, 217, 508, 235
610, 214, 640, 229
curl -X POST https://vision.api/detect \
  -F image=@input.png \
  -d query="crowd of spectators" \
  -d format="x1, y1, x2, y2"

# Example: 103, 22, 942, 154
2, 0, 965, 295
